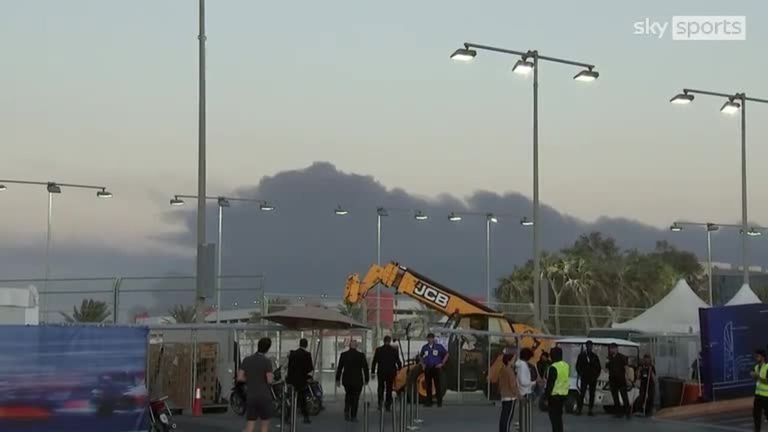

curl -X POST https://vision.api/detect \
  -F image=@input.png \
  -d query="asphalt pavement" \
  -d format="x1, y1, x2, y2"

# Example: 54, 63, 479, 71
174, 400, 754, 432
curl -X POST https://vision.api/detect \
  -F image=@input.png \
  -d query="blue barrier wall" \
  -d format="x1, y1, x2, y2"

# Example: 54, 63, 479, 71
0, 325, 148, 432
699, 304, 768, 401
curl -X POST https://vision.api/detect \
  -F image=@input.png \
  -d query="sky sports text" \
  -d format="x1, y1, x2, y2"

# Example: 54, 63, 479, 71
634, 16, 746, 40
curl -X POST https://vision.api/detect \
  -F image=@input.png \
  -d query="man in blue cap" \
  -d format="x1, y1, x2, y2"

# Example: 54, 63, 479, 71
420, 333, 448, 407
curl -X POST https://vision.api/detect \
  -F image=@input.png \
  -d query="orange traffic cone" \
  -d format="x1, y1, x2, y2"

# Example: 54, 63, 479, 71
192, 387, 202, 417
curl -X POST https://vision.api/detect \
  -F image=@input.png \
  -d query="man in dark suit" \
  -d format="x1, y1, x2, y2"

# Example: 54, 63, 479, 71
336, 339, 370, 422
576, 340, 602, 416
372, 336, 402, 411
287, 338, 314, 424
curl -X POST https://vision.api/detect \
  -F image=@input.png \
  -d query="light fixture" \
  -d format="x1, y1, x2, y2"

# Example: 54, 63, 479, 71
669, 224, 683, 232
259, 202, 275, 211
377, 207, 388, 217
414, 211, 428, 221
47, 183, 61, 194
448, 212, 462, 222
487, 213, 498, 224
706, 223, 719, 232
170, 197, 185, 206
96, 189, 113, 198
0, 184, 6, 191
670, 93, 694, 105
334, 205, 349, 216
747, 228, 762, 237
573, 69, 599, 82
512, 59, 535, 75
217, 197, 230, 207
520, 217, 534, 227
720, 99, 741, 115
450, 48, 477, 62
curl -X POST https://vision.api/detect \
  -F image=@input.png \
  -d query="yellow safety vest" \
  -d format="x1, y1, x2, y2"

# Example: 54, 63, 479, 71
756, 364, 768, 397
552, 361, 570, 396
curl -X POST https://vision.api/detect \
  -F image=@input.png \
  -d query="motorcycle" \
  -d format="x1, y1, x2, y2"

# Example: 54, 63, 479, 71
148, 396, 176, 431
230, 366, 292, 420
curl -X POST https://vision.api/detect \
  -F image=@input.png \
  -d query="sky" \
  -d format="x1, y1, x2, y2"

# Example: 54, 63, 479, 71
2, 1, 768, 294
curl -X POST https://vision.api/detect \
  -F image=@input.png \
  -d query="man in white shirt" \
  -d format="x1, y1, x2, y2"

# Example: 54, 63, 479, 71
515, 348, 536, 432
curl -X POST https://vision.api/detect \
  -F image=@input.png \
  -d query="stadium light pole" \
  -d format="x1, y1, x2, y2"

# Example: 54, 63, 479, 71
171, 194, 274, 322
334, 206, 428, 346
670, 88, 768, 287
451, 43, 598, 326
0, 179, 112, 321
194, 0, 209, 324
446, 211, 533, 306
670, 221, 764, 305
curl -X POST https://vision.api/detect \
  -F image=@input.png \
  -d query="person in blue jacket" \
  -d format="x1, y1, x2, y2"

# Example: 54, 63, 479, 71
420, 333, 449, 407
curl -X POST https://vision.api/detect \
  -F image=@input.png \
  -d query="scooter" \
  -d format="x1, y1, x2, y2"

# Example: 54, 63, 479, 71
148, 396, 176, 431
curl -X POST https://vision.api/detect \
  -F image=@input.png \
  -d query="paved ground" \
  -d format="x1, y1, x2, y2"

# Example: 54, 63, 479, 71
174, 401, 754, 432
663, 410, 753, 431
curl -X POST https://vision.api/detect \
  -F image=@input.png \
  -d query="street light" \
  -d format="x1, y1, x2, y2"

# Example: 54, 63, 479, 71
452, 42, 598, 326
334, 205, 429, 346
670, 221, 764, 305
0, 179, 112, 321
670, 88, 768, 287
448, 212, 463, 222
171, 194, 274, 322
520, 217, 534, 227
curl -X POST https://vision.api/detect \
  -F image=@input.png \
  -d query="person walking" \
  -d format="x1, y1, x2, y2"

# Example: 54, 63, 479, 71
238, 338, 274, 432
545, 347, 569, 432
287, 338, 314, 424
635, 354, 656, 417
516, 348, 536, 432
336, 339, 370, 422
372, 335, 402, 411
420, 333, 448, 407
752, 349, 768, 431
607, 343, 630, 419
498, 352, 520, 432
576, 340, 601, 416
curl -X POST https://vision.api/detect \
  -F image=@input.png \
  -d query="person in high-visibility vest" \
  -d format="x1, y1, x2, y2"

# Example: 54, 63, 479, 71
752, 349, 768, 431
545, 347, 569, 432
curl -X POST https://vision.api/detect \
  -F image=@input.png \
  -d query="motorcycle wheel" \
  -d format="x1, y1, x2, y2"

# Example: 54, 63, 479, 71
230, 391, 246, 416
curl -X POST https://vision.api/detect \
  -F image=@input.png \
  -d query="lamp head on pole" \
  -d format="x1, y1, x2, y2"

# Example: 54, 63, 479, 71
259, 202, 275, 212
47, 183, 61, 194
669, 223, 683, 232
414, 211, 429, 221
448, 212, 462, 222
720, 99, 741, 115
512, 58, 535, 75
670, 92, 695, 105
96, 189, 113, 198
450, 47, 477, 62
376, 207, 388, 217
334, 205, 349, 216
0, 184, 7, 191
217, 197, 230, 208
520, 217, 534, 227
706, 223, 719, 232
487, 213, 498, 224
573, 68, 599, 82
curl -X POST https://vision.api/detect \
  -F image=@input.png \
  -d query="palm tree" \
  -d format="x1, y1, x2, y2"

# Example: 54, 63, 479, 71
166, 304, 196, 323
61, 299, 111, 323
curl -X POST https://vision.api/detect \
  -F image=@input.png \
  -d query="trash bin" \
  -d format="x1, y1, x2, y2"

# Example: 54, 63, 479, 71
659, 377, 685, 408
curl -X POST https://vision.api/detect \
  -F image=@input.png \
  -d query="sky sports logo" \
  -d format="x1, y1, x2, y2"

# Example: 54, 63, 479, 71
634, 16, 746, 40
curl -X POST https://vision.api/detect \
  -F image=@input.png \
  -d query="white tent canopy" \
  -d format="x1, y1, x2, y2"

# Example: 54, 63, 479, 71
612, 279, 707, 334
726, 283, 762, 306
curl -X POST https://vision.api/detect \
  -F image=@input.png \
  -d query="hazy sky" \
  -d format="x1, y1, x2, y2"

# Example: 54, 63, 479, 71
2, 0, 768, 259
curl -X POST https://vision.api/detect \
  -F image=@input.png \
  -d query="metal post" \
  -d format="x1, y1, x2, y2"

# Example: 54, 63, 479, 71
334, 335, 339, 401
43, 191, 53, 322
391, 394, 398, 432
486, 216, 492, 400
290, 386, 298, 432
363, 371, 370, 432
376, 212, 382, 347
707, 230, 714, 305
740, 96, 749, 286
191, 329, 198, 413
194, 0, 208, 324
112, 278, 122, 324
414, 376, 422, 424
216, 204, 223, 322
280, 381, 286, 430
457, 340, 462, 403
406, 379, 419, 431
531, 51, 541, 327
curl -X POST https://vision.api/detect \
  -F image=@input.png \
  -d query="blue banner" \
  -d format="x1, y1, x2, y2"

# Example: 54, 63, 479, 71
0, 325, 149, 432
699, 304, 768, 401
